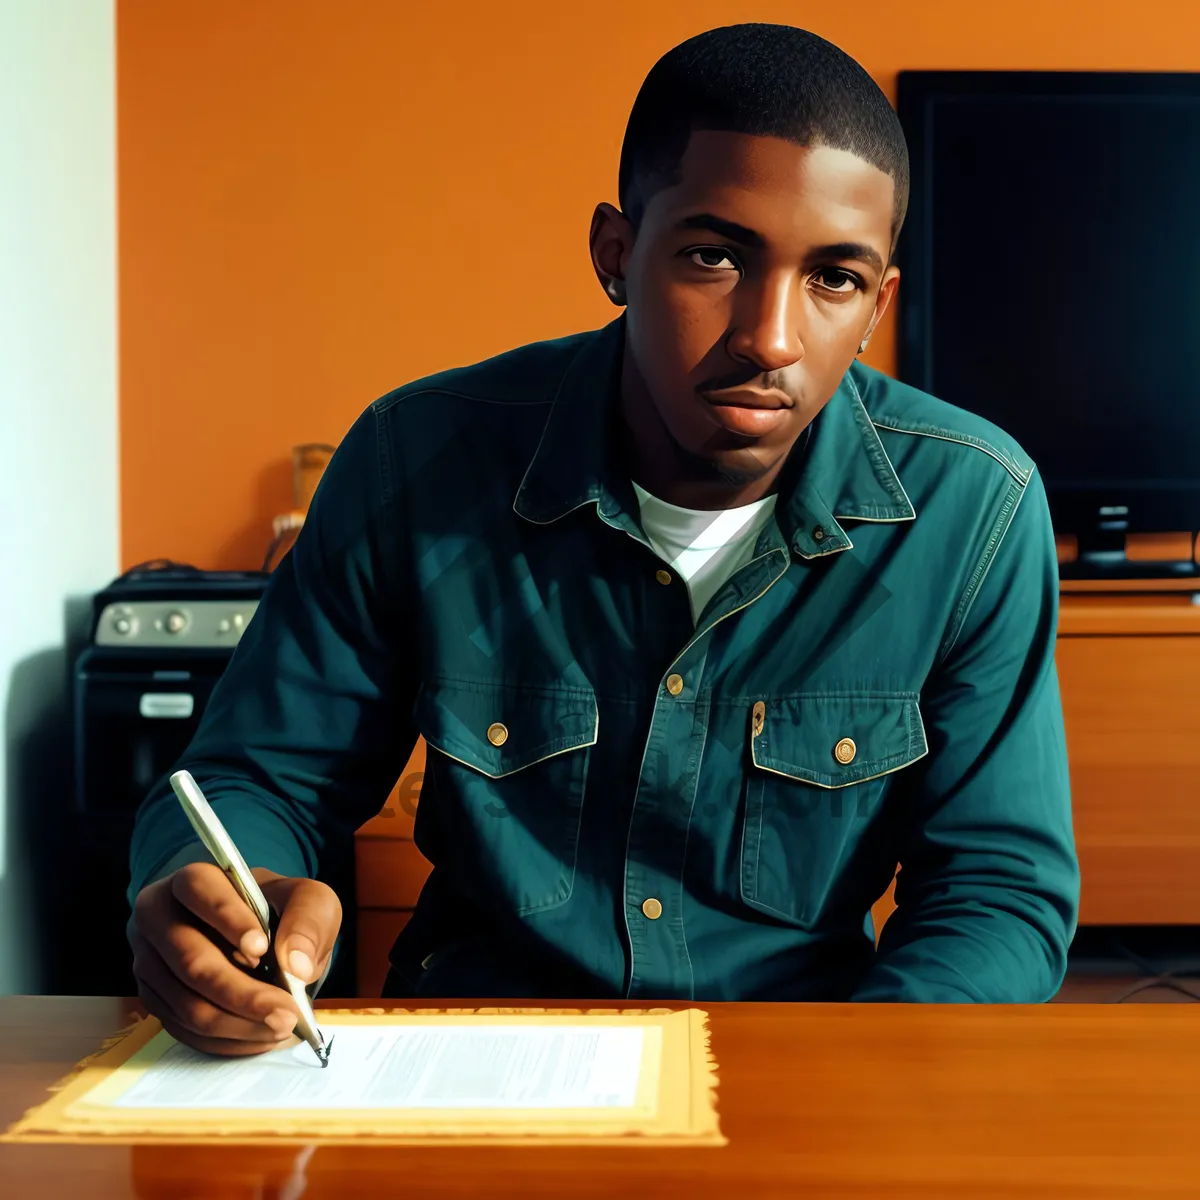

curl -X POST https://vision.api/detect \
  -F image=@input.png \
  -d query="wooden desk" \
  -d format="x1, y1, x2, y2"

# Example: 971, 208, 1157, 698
4, 996, 1200, 1196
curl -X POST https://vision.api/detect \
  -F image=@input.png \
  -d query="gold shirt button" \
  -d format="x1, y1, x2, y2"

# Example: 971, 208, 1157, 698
834, 737, 856, 765
655, 568, 672, 586
665, 673, 684, 696
487, 722, 509, 746
642, 897, 663, 920
752, 700, 765, 737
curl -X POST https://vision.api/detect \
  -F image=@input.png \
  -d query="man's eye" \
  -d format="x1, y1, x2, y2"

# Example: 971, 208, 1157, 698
685, 246, 739, 271
814, 269, 861, 293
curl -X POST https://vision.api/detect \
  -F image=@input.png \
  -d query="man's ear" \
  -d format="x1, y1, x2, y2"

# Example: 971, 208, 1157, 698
589, 202, 631, 307
871, 265, 901, 328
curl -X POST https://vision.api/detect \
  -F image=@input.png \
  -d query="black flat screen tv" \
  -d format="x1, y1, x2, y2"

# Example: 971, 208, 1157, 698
895, 70, 1200, 577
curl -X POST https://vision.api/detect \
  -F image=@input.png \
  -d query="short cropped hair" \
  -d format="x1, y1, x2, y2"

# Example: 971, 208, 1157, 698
617, 23, 909, 258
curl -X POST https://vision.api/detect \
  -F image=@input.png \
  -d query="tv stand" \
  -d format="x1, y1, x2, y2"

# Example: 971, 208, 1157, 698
1059, 556, 1200, 581
1058, 522, 1200, 582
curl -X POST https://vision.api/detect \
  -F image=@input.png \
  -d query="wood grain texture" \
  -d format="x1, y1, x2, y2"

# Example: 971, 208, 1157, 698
356, 909, 412, 998
7, 996, 1200, 1196
1058, 598, 1200, 635
1057, 632, 1200, 923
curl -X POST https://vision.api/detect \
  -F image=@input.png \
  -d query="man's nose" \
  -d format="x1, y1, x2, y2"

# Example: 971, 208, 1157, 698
727, 274, 805, 372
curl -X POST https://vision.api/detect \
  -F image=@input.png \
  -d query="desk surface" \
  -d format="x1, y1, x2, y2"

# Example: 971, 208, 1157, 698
2, 995, 1198, 1197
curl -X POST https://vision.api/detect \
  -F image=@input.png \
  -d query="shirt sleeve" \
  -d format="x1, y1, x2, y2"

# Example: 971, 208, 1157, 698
850, 466, 1081, 1003
127, 400, 419, 907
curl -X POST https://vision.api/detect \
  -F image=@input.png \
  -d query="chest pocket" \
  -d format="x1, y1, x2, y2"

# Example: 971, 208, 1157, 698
740, 692, 928, 928
414, 677, 597, 916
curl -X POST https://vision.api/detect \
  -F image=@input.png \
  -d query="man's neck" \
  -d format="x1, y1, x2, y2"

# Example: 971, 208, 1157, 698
625, 447, 784, 511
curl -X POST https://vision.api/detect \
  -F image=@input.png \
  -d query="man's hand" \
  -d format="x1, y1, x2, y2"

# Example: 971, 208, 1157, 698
129, 862, 342, 1056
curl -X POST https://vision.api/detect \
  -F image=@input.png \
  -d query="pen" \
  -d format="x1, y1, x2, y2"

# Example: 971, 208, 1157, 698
168, 769, 332, 1067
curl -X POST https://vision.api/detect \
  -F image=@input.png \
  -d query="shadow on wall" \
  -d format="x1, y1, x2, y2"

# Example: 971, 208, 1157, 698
2, 596, 94, 995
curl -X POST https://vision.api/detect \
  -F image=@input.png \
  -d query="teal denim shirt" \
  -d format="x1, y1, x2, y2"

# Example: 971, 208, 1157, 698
129, 314, 1080, 1003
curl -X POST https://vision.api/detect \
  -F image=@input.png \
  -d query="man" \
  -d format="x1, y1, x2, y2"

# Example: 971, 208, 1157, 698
127, 23, 1079, 1056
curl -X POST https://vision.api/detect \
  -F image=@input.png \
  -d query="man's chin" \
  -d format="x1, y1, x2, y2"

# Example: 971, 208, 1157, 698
710, 458, 769, 487
677, 445, 772, 487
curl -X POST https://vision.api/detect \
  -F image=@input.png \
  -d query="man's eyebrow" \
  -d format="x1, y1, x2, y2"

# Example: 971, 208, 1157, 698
673, 212, 766, 247
672, 213, 884, 274
816, 241, 884, 275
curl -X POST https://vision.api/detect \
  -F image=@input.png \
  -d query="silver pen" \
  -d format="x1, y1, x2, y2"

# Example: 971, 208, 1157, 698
168, 769, 332, 1067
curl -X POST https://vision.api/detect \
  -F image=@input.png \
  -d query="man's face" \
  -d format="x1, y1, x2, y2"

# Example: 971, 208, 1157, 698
591, 130, 901, 494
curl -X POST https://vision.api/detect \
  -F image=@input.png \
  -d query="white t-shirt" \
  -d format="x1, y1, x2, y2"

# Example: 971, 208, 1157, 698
631, 480, 779, 624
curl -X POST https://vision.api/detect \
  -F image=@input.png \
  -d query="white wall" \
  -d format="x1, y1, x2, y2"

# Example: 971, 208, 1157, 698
0, 0, 118, 994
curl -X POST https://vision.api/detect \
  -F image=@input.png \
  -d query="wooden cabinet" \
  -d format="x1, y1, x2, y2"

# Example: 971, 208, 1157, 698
354, 592, 1200, 990
868, 593, 1200, 938
1057, 594, 1200, 924
354, 739, 431, 995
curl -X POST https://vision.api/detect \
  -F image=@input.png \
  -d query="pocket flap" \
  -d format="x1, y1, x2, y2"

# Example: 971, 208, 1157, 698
750, 692, 927, 789
415, 678, 598, 779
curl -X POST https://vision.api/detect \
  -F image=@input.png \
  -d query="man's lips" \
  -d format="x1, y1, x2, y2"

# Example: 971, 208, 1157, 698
699, 387, 794, 437
700, 387, 794, 410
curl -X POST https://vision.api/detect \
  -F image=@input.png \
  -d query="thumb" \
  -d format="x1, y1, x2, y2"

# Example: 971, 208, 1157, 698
262, 876, 342, 984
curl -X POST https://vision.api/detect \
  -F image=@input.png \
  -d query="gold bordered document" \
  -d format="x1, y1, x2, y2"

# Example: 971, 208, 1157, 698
2, 1007, 725, 1146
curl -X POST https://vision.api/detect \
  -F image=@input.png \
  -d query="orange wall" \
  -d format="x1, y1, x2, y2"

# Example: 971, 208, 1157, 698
117, 0, 1200, 570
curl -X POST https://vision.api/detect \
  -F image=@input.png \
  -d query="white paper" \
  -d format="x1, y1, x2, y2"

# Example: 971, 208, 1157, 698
111, 1024, 646, 1110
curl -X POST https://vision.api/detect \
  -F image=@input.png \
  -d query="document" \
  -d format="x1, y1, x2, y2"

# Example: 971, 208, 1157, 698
3, 1009, 727, 1146
114, 1023, 646, 1110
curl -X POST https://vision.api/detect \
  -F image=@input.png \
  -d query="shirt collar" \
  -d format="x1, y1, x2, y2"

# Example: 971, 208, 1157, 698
511, 314, 635, 529
512, 314, 916, 557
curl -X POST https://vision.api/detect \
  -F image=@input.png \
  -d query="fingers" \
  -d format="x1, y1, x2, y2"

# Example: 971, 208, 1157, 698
133, 877, 297, 1025
137, 973, 287, 1058
171, 862, 269, 962
130, 865, 343, 1058
263, 876, 343, 984
132, 931, 296, 1045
